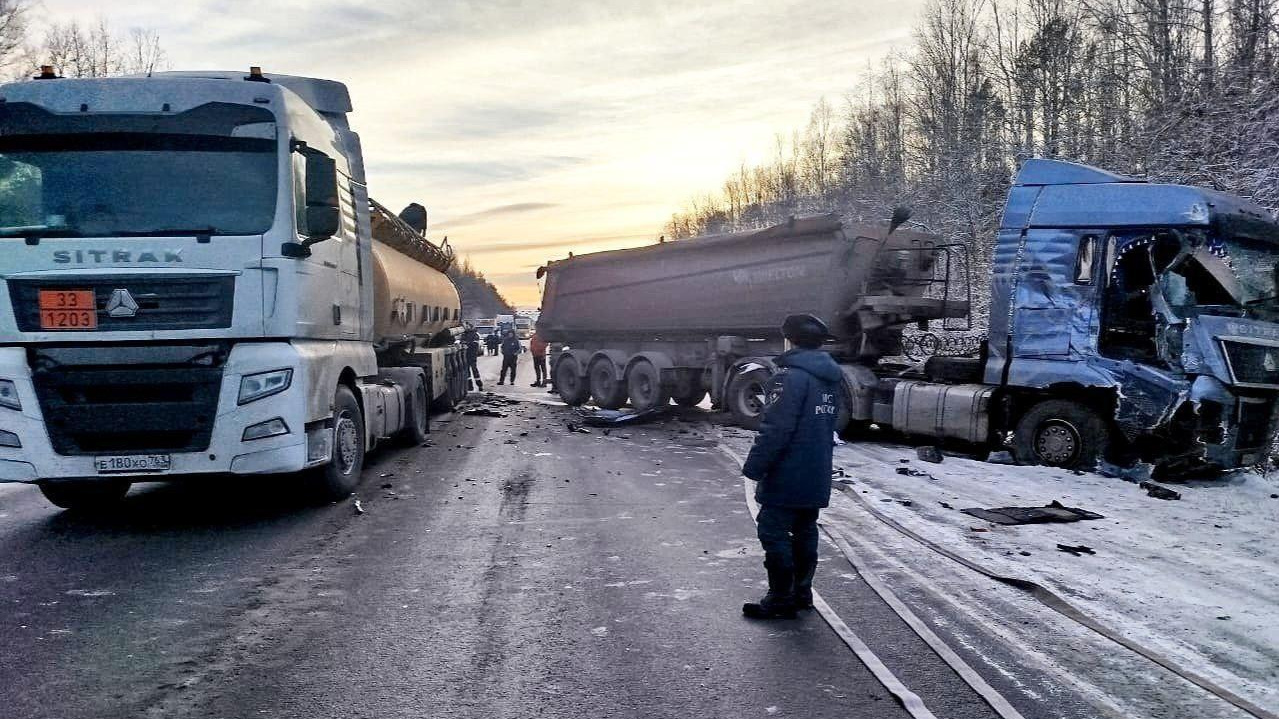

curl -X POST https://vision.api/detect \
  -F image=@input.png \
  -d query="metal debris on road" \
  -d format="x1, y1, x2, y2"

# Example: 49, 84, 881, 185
960, 501, 1104, 525
353, 499, 365, 515
916, 446, 944, 464
1139, 481, 1182, 500
1056, 543, 1096, 556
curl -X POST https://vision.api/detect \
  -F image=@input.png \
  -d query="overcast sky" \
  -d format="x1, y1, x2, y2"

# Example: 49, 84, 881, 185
40, 0, 923, 306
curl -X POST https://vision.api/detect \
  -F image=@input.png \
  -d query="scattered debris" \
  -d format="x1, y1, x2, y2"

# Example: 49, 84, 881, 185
832, 468, 847, 478
353, 499, 365, 515
969, 526, 989, 532
1018, 551, 1031, 556
1056, 543, 1096, 556
463, 408, 507, 418
565, 423, 592, 434
577, 407, 670, 427
380, 482, 393, 489
916, 446, 944, 464
896, 499, 913, 507
938, 501, 953, 509
895, 467, 934, 479
1139, 481, 1182, 501
960, 501, 1104, 525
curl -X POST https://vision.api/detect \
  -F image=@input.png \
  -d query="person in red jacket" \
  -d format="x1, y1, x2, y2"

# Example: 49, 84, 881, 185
529, 332, 549, 387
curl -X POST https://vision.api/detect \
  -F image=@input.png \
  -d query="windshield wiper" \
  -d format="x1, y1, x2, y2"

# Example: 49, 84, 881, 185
0, 227, 86, 244
110, 227, 218, 239
109, 227, 218, 243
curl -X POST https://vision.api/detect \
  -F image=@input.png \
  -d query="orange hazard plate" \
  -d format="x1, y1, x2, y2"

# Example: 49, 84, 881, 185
38, 289, 97, 330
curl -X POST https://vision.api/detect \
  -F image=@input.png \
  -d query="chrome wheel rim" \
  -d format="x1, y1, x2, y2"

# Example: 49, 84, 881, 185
335, 413, 359, 475
1035, 420, 1080, 465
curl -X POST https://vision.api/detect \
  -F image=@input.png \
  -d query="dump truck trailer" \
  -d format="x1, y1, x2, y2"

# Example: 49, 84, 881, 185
539, 160, 1279, 473
0, 68, 468, 508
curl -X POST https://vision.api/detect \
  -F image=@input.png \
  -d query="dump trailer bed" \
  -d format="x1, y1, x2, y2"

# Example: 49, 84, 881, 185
538, 215, 957, 346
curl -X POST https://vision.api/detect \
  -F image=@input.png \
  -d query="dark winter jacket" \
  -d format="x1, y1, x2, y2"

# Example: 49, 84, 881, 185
461, 329, 481, 360
500, 335, 522, 357
741, 349, 842, 508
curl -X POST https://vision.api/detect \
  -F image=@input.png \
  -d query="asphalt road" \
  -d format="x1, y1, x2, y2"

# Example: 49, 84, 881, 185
0, 351, 1080, 719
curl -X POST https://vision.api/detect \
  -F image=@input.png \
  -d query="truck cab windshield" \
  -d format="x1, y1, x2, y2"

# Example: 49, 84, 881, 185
0, 133, 277, 239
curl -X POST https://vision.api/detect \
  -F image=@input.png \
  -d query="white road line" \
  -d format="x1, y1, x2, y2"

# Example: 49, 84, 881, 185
719, 445, 939, 719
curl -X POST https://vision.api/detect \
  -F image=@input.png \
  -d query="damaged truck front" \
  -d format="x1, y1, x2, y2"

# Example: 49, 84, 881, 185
989, 160, 1279, 472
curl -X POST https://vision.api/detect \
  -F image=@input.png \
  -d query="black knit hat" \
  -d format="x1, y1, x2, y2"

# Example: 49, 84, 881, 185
781, 313, 830, 343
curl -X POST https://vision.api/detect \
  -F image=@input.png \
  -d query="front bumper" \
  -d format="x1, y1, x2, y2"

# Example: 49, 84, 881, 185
0, 343, 315, 482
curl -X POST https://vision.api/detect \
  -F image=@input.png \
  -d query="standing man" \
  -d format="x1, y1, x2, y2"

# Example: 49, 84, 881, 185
529, 331, 548, 387
497, 329, 521, 386
460, 322, 484, 392
485, 332, 500, 356
741, 314, 841, 620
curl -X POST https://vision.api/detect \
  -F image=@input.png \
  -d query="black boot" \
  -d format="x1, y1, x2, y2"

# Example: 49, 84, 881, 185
742, 557, 796, 619
793, 551, 818, 610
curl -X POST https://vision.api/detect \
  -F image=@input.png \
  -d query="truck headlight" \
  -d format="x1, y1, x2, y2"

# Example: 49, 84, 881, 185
238, 369, 293, 405
243, 418, 290, 441
0, 380, 19, 411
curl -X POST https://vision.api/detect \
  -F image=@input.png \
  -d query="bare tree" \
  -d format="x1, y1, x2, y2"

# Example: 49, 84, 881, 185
39, 19, 168, 78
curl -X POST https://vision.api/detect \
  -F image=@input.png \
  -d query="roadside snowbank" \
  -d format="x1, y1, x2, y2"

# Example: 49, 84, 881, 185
811, 439, 1279, 712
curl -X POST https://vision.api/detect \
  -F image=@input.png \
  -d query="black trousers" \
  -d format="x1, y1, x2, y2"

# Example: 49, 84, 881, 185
500, 355, 518, 383
755, 504, 820, 572
532, 355, 547, 384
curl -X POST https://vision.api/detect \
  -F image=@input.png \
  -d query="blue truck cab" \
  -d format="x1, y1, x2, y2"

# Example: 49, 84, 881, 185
985, 160, 1279, 471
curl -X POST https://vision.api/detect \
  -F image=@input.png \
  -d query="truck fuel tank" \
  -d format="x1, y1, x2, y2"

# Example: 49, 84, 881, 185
891, 380, 994, 444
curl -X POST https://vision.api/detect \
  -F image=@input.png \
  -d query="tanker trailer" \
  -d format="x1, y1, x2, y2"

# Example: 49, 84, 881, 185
537, 213, 968, 426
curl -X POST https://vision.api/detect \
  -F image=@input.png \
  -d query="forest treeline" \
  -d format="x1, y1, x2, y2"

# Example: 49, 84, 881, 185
449, 257, 516, 320
664, 0, 1279, 286
0, 2, 167, 79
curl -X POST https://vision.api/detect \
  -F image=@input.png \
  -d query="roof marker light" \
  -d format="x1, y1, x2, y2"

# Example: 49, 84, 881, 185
34, 65, 58, 80
245, 66, 271, 83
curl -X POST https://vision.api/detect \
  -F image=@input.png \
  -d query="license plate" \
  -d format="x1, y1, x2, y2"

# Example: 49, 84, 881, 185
38, 289, 97, 330
95, 454, 171, 474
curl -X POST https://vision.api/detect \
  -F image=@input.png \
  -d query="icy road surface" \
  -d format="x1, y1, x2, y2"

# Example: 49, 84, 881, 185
0, 349, 1257, 718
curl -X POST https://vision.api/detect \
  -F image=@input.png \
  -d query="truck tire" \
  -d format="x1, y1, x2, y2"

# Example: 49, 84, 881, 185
315, 385, 366, 500
38, 479, 130, 510
727, 367, 772, 430
627, 360, 670, 412
1013, 400, 1109, 471
555, 355, 590, 406
401, 378, 430, 445
589, 358, 627, 410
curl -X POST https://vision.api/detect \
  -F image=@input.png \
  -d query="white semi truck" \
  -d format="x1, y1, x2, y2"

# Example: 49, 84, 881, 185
0, 67, 468, 509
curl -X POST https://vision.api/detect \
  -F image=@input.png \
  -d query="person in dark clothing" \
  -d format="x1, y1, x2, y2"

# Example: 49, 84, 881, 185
497, 330, 521, 385
741, 314, 841, 619
485, 332, 500, 356
460, 323, 483, 392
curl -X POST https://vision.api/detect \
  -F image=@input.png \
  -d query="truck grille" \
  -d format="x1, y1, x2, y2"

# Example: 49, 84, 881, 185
1221, 340, 1279, 388
30, 344, 227, 456
1236, 399, 1272, 451
9, 275, 235, 332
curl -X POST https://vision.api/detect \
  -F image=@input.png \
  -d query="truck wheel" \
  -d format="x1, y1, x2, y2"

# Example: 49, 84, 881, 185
588, 358, 627, 410
1013, 400, 1109, 471
627, 360, 670, 412
401, 379, 430, 445
554, 355, 590, 406
727, 367, 772, 430
38, 479, 130, 510
315, 385, 366, 500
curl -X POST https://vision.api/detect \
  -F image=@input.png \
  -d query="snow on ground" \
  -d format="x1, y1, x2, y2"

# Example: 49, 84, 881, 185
771, 436, 1279, 712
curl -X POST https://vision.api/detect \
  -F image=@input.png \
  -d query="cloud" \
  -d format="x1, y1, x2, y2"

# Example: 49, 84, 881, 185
364, 156, 587, 187
436, 202, 559, 228
456, 232, 654, 256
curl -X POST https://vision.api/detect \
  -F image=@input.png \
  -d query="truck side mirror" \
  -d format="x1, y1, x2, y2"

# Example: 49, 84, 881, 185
303, 152, 340, 239
282, 149, 341, 258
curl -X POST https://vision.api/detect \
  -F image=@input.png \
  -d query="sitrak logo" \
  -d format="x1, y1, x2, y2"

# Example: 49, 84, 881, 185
105, 289, 139, 318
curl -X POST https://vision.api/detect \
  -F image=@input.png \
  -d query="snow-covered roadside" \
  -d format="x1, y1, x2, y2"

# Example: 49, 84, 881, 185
775, 435, 1279, 713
